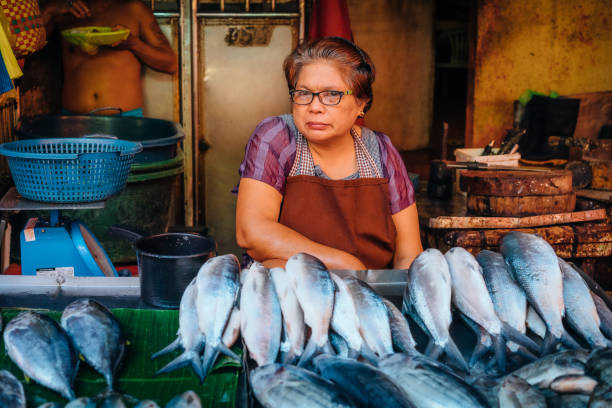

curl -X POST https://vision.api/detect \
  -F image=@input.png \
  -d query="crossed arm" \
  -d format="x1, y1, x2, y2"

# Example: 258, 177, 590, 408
235, 178, 423, 270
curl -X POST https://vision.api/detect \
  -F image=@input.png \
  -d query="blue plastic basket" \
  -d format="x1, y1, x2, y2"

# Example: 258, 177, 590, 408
0, 138, 143, 203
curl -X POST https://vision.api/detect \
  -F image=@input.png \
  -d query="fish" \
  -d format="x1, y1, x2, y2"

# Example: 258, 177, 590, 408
285, 253, 335, 367
549, 374, 598, 394
382, 297, 417, 354
152, 278, 206, 381
133, 401, 160, 408
0, 369, 26, 408
589, 383, 612, 408
329, 273, 377, 362
343, 276, 394, 359
585, 347, 612, 386
165, 390, 202, 408
269, 267, 305, 364
592, 292, 612, 340
497, 375, 546, 408
510, 349, 589, 388
477, 250, 531, 358
250, 363, 356, 408
92, 391, 127, 408
445, 247, 539, 372
313, 354, 414, 407
4, 311, 79, 400
329, 331, 350, 357
36, 403, 63, 408
222, 306, 241, 349
64, 398, 95, 408
61, 298, 125, 390
379, 353, 489, 408
546, 393, 590, 408
526, 306, 546, 339
240, 262, 282, 366
195, 254, 241, 379
501, 231, 581, 354
402, 248, 468, 371
559, 258, 611, 348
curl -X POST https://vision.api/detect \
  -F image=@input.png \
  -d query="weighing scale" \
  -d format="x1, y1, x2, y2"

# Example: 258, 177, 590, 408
0, 187, 117, 277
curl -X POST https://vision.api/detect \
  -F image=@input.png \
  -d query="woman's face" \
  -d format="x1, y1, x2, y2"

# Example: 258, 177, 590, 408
292, 60, 367, 145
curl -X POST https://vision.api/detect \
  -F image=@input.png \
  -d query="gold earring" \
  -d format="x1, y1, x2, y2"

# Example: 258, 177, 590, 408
358, 111, 365, 118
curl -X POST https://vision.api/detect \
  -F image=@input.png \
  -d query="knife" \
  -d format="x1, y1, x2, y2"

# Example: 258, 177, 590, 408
442, 161, 549, 172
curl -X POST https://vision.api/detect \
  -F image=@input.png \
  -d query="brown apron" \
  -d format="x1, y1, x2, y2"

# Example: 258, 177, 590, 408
279, 128, 397, 269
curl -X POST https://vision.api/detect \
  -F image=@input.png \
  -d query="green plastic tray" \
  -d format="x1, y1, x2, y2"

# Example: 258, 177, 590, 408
0, 308, 241, 407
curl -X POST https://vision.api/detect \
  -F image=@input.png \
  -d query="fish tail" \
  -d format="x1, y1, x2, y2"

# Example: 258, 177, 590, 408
501, 322, 540, 354
297, 338, 321, 367
151, 337, 181, 359
561, 328, 581, 349
347, 348, 360, 360
492, 334, 507, 373
360, 343, 379, 366
541, 329, 562, 356
444, 338, 469, 373
104, 373, 114, 392
218, 343, 241, 361
469, 338, 492, 367
282, 348, 301, 365
200, 345, 221, 383
323, 339, 335, 356
155, 350, 203, 381
425, 339, 442, 359
512, 345, 538, 362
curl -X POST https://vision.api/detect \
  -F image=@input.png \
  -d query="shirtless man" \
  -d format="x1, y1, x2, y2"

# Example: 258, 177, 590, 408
42, 0, 178, 116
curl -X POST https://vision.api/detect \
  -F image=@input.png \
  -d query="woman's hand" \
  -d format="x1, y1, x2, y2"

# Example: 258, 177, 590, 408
392, 203, 424, 270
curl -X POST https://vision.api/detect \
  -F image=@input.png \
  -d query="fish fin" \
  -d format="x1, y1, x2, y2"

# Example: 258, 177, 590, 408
360, 343, 379, 366
154, 350, 203, 381
501, 322, 540, 354
444, 338, 469, 373
151, 337, 182, 360
492, 334, 507, 373
218, 343, 241, 362
469, 338, 492, 367
541, 329, 561, 356
200, 345, 221, 383
297, 338, 321, 367
561, 328, 581, 350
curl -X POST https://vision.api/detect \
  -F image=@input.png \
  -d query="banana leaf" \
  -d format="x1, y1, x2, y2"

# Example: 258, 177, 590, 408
0, 308, 242, 407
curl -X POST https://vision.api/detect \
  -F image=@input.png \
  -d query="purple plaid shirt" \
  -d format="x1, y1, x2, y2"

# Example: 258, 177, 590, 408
238, 116, 415, 214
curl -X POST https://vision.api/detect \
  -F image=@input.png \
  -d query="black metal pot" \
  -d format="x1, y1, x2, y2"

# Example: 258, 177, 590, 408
109, 225, 216, 308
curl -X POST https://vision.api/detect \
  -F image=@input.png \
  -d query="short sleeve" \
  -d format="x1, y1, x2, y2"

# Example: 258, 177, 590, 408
377, 132, 415, 214
238, 116, 296, 195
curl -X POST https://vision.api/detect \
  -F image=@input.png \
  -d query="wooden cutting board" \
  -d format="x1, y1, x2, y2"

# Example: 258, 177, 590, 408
467, 193, 576, 216
459, 169, 573, 196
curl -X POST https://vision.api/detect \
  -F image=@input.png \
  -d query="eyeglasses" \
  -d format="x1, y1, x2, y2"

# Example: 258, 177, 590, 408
290, 89, 353, 106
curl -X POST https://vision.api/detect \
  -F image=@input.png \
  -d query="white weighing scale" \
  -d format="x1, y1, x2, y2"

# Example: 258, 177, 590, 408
0, 187, 117, 277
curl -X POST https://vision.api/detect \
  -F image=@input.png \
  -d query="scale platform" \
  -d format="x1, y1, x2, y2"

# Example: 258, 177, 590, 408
0, 187, 117, 278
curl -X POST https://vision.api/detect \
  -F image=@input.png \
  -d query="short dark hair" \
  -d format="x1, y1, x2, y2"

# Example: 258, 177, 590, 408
283, 36, 376, 112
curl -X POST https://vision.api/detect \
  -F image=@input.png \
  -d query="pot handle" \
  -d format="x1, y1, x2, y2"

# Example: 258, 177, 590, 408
108, 225, 147, 242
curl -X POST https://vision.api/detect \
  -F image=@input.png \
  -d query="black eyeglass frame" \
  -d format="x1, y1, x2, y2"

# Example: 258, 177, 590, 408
289, 89, 353, 106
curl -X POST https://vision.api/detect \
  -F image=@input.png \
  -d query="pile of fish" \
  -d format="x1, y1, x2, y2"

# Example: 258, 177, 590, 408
0, 299, 203, 407
157, 231, 612, 407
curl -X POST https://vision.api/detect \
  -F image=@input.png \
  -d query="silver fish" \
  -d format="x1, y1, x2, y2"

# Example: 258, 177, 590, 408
36, 404, 62, 408
379, 353, 489, 408
478, 250, 528, 355
402, 248, 467, 371
592, 292, 612, 340
549, 374, 598, 394
165, 391, 201, 408
546, 393, 590, 408
240, 262, 282, 366
270, 267, 305, 364
526, 306, 546, 339
382, 298, 417, 354
343, 276, 394, 359
92, 391, 127, 408
585, 347, 612, 386
152, 279, 206, 381
0, 370, 26, 408
313, 354, 414, 407
285, 253, 335, 366
133, 401, 160, 408
64, 398, 95, 408
501, 231, 580, 354
61, 298, 125, 389
222, 306, 241, 348
195, 254, 241, 379
4, 311, 78, 400
250, 363, 355, 408
497, 375, 546, 408
559, 258, 610, 348
329, 273, 376, 362
445, 247, 538, 372
511, 349, 589, 388
589, 383, 612, 408
329, 331, 350, 357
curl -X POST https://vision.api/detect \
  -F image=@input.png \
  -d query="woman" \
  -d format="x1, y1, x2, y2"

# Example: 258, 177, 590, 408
236, 37, 422, 270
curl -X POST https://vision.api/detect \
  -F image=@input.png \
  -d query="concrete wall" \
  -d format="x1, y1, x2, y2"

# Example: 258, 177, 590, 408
348, 0, 435, 151
470, 0, 612, 147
